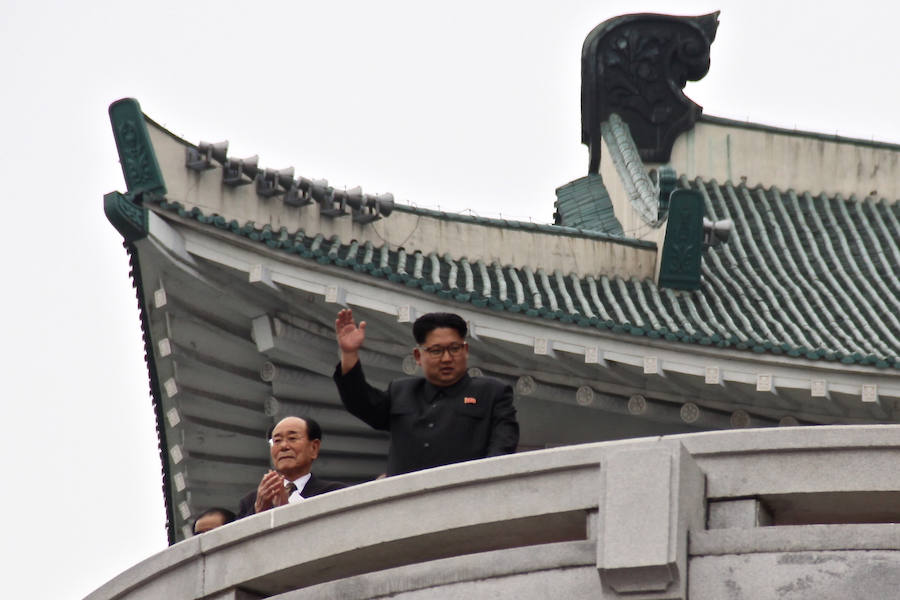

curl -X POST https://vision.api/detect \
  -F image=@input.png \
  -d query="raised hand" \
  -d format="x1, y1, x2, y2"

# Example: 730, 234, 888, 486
335, 309, 366, 373
335, 309, 366, 353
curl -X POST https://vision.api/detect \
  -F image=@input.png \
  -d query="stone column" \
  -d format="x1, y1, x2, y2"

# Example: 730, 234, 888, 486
596, 441, 705, 599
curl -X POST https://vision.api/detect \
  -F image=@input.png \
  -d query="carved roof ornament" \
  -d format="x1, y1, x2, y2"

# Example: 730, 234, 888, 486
582, 12, 719, 170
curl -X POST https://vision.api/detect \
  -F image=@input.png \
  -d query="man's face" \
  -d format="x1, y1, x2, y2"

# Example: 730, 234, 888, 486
193, 512, 226, 535
414, 327, 469, 387
269, 417, 321, 480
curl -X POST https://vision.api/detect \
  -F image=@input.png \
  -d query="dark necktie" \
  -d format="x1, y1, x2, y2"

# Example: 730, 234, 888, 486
286, 482, 298, 496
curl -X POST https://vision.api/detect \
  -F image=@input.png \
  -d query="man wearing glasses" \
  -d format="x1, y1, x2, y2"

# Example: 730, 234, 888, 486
237, 416, 346, 518
333, 309, 518, 476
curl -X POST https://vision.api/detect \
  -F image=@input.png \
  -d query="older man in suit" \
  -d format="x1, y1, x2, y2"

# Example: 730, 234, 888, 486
237, 416, 346, 518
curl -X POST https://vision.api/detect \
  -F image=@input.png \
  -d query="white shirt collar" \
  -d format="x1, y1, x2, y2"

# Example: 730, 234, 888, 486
286, 472, 312, 503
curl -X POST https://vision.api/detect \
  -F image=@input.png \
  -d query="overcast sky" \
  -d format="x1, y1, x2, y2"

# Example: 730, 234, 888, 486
2, 1, 898, 598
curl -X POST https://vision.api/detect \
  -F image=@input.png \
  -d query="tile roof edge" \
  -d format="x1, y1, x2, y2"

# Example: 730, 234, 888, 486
700, 115, 900, 151
123, 241, 178, 545
600, 114, 661, 225
148, 199, 900, 370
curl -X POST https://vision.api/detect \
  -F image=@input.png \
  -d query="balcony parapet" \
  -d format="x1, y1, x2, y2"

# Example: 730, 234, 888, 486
88, 425, 900, 600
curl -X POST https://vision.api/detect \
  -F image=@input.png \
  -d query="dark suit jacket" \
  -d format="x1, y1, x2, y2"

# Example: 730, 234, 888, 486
237, 473, 347, 519
333, 361, 519, 476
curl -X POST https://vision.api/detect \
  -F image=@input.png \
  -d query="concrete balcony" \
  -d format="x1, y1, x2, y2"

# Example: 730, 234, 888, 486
87, 425, 900, 600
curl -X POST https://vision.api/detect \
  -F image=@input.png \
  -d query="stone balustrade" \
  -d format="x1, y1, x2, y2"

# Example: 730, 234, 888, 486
87, 425, 900, 600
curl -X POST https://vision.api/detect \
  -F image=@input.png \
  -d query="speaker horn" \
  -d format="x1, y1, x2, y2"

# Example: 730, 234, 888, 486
702, 217, 733, 247
204, 140, 229, 164
185, 140, 229, 171
256, 167, 295, 198
223, 155, 259, 187
374, 193, 394, 217
344, 186, 364, 211
276, 167, 295, 190
309, 179, 331, 204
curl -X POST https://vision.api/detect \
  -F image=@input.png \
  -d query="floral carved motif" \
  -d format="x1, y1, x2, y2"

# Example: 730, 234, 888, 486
108, 98, 166, 196
582, 12, 719, 169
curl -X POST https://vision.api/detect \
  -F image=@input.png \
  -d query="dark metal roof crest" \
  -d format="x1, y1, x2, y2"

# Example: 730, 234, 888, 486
582, 11, 719, 169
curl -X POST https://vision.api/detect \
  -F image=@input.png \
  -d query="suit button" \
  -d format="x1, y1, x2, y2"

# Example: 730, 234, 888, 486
424, 442, 430, 448
428, 422, 434, 428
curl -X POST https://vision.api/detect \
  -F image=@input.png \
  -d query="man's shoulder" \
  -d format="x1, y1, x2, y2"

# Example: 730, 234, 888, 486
388, 376, 427, 393
306, 473, 349, 495
236, 489, 257, 519
464, 374, 510, 393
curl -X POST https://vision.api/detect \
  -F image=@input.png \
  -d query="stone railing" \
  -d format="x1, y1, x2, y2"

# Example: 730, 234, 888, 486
87, 425, 900, 600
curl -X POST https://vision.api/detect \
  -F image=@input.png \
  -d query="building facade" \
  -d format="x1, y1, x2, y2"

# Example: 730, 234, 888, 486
94, 11, 900, 599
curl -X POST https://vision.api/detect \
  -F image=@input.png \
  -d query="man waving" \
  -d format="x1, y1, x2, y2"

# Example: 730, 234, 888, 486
333, 309, 518, 476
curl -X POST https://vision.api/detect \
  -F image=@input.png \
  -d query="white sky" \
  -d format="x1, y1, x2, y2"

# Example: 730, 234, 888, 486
1, 1, 898, 598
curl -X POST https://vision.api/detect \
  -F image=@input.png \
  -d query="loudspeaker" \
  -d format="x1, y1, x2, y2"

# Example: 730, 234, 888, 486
185, 140, 229, 171
702, 217, 733, 246
276, 167, 295, 190
223, 155, 259, 187
309, 179, 331, 204
344, 186, 364, 210
257, 167, 295, 198
203, 140, 229, 164
373, 193, 394, 217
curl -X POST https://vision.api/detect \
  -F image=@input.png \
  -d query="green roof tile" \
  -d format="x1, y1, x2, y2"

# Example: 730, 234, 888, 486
150, 180, 900, 369
554, 174, 624, 235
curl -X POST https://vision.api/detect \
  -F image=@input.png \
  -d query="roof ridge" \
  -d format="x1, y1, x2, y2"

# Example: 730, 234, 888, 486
601, 114, 660, 225
701, 114, 900, 151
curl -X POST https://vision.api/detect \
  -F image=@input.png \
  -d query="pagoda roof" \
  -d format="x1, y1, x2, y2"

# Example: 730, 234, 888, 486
106, 94, 900, 544
147, 161, 900, 371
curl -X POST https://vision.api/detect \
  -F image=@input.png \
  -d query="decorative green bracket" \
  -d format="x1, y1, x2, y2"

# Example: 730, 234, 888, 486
105, 98, 165, 242
658, 189, 703, 290
109, 98, 166, 197
104, 191, 148, 242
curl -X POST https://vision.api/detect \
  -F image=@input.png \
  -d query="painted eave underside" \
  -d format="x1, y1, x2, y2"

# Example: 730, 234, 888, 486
116, 113, 900, 543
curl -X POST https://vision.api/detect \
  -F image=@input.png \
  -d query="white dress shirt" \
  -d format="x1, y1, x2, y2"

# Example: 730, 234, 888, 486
287, 472, 312, 503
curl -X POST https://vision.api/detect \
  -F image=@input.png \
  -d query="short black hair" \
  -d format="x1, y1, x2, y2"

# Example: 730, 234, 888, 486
412, 312, 468, 344
192, 507, 236, 534
304, 416, 323, 441
265, 416, 323, 441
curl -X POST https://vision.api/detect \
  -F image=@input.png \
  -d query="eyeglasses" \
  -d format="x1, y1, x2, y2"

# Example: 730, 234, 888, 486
420, 342, 466, 358
268, 435, 305, 447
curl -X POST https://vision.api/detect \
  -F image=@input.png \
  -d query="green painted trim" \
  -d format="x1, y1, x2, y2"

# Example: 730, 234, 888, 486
104, 191, 148, 242
109, 98, 167, 196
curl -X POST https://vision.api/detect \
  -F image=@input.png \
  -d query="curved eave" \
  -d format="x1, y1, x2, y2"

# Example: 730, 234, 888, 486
154, 196, 900, 370
119, 202, 900, 544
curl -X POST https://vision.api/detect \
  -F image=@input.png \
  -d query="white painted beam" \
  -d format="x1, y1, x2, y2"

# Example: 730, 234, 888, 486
643, 356, 665, 378
533, 337, 556, 357
325, 284, 347, 306
251, 315, 275, 352
756, 374, 776, 394
584, 346, 607, 366
249, 264, 279, 291
165, 407, 180, 428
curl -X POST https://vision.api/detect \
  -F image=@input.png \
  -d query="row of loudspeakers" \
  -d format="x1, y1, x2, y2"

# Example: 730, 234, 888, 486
185, 141, 394, 222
